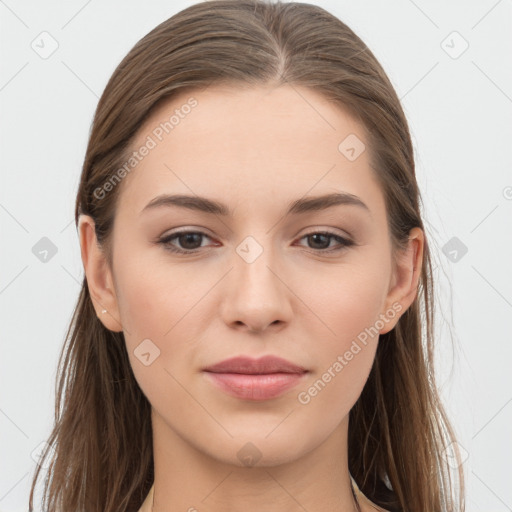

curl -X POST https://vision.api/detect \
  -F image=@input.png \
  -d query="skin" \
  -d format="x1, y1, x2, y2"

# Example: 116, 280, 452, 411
79, 83, 423, 512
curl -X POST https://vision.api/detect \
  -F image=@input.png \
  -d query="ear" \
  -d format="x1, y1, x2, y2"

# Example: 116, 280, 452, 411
379, 227, 424, 335
78, 214, 123, 332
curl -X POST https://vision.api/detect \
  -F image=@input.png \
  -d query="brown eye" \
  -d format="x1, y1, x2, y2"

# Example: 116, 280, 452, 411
158, 230, 212, 254
297, 231, 354, 253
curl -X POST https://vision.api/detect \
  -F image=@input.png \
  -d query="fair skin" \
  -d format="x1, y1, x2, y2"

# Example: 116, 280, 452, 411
78, 84, 423, 512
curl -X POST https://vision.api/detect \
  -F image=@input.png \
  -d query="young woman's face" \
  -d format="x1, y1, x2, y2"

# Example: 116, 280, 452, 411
89, 84, 417, 467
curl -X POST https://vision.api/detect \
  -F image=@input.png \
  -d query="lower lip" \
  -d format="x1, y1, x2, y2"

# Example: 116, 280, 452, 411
203, 372, 307, 400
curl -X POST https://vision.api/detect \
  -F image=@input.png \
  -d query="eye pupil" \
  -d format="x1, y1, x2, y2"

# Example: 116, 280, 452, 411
179, 233, 202, 249
308, 233, 330, 249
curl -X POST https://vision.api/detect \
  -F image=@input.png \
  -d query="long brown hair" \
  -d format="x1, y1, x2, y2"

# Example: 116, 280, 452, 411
29, 1, 466, 510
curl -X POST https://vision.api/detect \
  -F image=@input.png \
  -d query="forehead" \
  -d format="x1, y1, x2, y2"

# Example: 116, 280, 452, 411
117, 83, 384, 220
134, 83, 365, 159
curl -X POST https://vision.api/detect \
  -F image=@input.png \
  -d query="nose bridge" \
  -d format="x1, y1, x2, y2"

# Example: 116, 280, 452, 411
221, 231, 292, 331
234, 232, 282, 298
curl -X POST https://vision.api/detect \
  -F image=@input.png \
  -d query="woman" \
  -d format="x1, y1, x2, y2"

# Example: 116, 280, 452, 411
29, 1, 466, 511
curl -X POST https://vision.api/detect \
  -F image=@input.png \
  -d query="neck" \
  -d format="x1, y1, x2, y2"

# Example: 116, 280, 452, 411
150, 410, 360, 512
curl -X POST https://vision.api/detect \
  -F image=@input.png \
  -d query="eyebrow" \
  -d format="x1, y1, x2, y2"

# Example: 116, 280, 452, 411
141, 192, 371, 217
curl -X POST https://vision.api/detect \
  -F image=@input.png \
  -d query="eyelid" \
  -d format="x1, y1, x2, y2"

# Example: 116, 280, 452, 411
159, 226, 215, 240
300, 226, 352, 240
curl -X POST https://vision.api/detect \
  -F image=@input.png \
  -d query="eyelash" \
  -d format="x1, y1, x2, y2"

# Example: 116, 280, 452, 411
157, 229, 354, 255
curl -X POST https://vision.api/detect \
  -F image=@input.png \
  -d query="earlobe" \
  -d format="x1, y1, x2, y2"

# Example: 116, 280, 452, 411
78, 215, 123, 333
379, 227, 424, 335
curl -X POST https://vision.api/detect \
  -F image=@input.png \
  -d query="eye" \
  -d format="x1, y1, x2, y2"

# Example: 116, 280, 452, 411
158, 230, 215, 254
295, 230, 354, 253
157, 229, 354, 255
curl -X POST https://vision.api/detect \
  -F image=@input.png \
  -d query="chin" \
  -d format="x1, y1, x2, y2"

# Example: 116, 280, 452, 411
200, 428, 317, 469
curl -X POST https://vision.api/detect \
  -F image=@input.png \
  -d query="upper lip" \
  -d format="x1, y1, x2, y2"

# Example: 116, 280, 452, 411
203, 355, 307, 374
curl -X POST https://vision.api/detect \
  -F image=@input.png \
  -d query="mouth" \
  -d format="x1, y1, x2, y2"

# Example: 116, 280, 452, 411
202, 355, 309, 401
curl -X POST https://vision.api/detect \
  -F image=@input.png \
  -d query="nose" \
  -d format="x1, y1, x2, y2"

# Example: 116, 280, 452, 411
219, 243, 293, 334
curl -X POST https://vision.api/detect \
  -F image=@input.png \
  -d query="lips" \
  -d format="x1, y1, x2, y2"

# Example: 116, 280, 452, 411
203, 355, 308, 401
203, 355, 307, 374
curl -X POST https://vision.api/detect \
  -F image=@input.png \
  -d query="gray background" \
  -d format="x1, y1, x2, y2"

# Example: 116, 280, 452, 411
1, 0, 511, 510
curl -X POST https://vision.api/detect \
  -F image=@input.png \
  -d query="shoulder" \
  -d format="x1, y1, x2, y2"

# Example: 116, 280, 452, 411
352, 477, 390, 512
137, 484, 154, 512
358, 493, 390, 512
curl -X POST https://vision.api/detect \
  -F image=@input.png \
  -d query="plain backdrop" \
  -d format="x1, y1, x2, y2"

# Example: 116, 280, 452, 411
1, 1, 511, 510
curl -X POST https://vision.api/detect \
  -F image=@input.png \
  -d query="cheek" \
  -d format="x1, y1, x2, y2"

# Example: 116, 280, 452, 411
294, 262, 387, 408
295, 339, 377, 443
295, 283, 382, 430
113, 255, 216, 387
114, 250, 208, 339
302, 262, 388, 343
